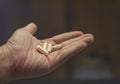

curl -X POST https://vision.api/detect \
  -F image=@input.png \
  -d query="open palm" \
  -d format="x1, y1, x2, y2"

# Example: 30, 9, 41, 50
7, 23, 94, 80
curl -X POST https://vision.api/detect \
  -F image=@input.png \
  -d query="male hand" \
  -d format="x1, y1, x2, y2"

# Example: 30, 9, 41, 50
4, 23, 94, 81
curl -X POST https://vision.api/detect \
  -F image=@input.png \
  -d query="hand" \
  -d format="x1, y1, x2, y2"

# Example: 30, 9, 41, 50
4, 23, 94, 81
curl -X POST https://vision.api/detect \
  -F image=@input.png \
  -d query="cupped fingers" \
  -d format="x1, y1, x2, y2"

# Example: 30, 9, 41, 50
49, 31, 84, 44
60, 34, 94, 47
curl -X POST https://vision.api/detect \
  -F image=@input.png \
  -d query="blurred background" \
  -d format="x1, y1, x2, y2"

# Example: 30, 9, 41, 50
0, 0, 120, 83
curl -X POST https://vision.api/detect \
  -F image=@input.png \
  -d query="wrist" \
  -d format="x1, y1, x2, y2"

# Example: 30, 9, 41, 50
0, 43, 13, 83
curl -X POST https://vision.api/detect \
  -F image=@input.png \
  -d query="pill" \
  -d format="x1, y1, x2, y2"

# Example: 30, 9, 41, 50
36, 45, 49, 56
43, 42, 48, 50
52, 44, 62, 51
47, 44, 52, 53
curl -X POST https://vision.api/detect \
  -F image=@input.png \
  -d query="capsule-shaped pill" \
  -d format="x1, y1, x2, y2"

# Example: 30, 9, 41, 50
52, 44, 62, 51
36, 45, 49, 56
47, 44, 52, 53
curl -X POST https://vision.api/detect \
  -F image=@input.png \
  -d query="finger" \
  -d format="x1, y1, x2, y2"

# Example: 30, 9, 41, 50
78, 35, 94, 45
55, 42, 87, 65
24, 22, 37, 35
50, 31, 84, 44
61, 34, 94, 46
53, 35, 94, 65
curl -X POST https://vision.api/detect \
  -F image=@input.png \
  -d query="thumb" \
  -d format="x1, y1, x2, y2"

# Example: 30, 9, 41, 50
24, 22, 37, 35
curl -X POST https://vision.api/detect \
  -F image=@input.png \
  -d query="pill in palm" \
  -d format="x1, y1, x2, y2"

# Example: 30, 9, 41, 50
47, 44, 52, 53
36, 45, 49, 56
52, 44, 62, 51
43, 42, 48, 50
36, 43, 62, 56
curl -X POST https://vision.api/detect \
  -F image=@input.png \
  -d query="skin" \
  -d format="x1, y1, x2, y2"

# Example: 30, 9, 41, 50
0, 23, 94, 83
